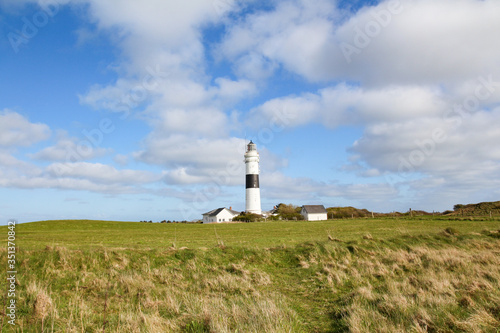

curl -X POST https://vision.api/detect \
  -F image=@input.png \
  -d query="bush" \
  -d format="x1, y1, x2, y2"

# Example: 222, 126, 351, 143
275, 203, 303, 220
327, 207, 370, 219
233, 212, 262, 222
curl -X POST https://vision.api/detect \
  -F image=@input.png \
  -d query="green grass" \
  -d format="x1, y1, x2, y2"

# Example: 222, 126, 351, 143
8, 217, 500, 250
1, 218, 500, 332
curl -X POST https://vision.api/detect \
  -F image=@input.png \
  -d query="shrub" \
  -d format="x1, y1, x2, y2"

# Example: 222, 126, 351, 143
233, 212, 262, 222
274, 203, 303, 220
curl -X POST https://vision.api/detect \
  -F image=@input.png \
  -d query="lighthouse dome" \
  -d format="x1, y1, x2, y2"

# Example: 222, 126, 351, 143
247, 140, 256, 152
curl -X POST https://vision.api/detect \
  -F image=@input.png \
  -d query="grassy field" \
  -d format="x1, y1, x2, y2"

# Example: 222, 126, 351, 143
8, 217, 500, 250
1, 217, 500, 332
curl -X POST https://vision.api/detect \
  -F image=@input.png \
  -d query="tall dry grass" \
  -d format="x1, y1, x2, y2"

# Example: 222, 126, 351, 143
312, 232, 500, 332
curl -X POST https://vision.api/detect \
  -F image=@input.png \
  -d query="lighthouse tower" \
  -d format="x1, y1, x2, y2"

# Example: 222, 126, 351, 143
244, 141, 262, 215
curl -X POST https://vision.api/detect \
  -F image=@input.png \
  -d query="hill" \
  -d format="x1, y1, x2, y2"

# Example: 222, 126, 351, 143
452, 201, 500, 216
326, 206, 374, 219
8, 217, 500, 250
328, 201, 500, 219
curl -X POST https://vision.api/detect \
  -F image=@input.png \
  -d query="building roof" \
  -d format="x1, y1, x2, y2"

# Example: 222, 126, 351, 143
302, 205, 327, 214
202, 207, 240, 217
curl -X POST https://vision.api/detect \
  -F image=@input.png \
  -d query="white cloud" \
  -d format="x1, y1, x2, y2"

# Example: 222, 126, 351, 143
135, 135, 247, 185
46, 162, 160, 185
248, 83, 446, 128
75, 0, 237, 117
0, 110, 51, 148
261, 171, 398, 210
262, 171, 327, 201
0, 175, 139, 194
219, 0, 338, 81
30, 131, 111, 161
113, 154, 129, 166
85, 0, 222, 43
336, 0, 500, 85
0, 155, 161, 194
152, 108, 231, 138
231, 53, 278, 80
214, 77, 257, 104
0, 150, 42, 178
351, 107, 500, 174
219, 0, 500, 85
68, 0, 267, 193
248, 92, 321, 128
79, 79, 140, 112
349, 107, 500, 204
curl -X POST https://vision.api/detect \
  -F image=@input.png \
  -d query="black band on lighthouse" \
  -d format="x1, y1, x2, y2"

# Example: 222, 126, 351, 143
246, 174, 259, 189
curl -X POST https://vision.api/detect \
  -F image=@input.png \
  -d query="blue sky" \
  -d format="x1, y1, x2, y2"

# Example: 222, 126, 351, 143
1, 0, 500, 223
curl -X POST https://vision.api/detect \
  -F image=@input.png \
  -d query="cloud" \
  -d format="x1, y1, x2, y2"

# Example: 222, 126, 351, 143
85, 0, 223, 42
231, 53, 278, 80
214, 77, 257, 104
261, 171, 399, 210
135, 135, 247, 185
0, 175, 139, 194
0, 156, 161, 194
30, 131, 111, 161
335, 0, 500, 85
0, 110, 51, 148
349, 106, 500, 208
219, 0, 500, 85
248, 83, 446, 129
351, 107, 500, 174
159, 108, 230, 137
65, 0, 271, 194
46, 162, 160, 185
0, 150, 42, 178
219, 0, 338, 81
113, 154, 129, 166
76, 0, 244, 108
71, 0, 264, 191
79, 79, 141, 112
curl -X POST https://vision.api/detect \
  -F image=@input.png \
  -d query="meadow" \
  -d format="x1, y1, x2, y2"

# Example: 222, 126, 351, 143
1, 217, 500, 332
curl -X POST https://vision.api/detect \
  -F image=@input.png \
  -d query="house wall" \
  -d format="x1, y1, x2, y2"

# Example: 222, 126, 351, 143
215, 210, 237, 223
301, 208, 307, 220
203, 215, 216, 224
306, 213, 327, 221
203, 209, 238, 224
301, 208, 327, 221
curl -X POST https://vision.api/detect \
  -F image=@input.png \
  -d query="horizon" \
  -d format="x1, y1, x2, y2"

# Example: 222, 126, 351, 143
1, 0, 500, 224
11, 200, 498, 225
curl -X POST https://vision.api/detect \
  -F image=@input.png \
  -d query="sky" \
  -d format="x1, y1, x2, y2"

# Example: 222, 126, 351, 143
1, 0, 500, 223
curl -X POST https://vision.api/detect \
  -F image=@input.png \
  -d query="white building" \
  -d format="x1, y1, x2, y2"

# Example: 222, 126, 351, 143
301, 205, 328, 221
202, 207, 240, 224
244, 141, 262, 215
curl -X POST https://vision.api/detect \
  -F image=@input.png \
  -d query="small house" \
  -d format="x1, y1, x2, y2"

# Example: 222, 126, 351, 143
301, 205, 328, 221
202, 207, 240, 224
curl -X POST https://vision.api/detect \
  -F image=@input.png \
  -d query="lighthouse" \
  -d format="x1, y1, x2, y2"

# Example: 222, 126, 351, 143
244, 140, 262, 215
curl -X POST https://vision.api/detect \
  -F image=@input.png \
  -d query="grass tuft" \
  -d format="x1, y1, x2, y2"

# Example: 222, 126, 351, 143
444, 227, 460, 236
